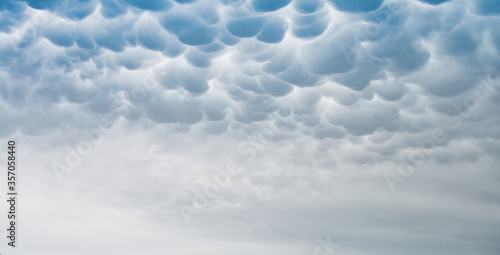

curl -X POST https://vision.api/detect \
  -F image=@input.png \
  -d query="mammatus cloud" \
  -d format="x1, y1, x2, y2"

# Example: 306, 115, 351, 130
0, 0, 500, 254
1, 0, 498, 139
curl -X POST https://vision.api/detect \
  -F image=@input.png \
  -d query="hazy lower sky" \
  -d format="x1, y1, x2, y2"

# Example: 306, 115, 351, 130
1, 0, 500, 254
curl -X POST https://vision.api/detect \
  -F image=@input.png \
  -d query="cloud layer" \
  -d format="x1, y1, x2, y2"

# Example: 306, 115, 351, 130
1, 0, 500, 254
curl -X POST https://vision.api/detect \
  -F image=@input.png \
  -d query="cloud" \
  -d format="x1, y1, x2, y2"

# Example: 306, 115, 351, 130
0, 0, 26, 32
160, 13, 217, 46
328, 0, 385, 13
226, 16, 268, 38
251, 0, 292, 12
123, 0, 173, 11
418, 0, 451, 5
473, 0, 500, 15
293, 0, 325, 14
256, 17, 288, 44
1, 0, 500, 254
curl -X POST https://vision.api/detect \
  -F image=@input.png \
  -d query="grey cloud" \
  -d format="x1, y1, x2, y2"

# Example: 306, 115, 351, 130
1, 2, 500, 253
325, 103, 400, 136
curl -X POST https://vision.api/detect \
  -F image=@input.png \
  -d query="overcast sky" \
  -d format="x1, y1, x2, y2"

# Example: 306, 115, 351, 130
1, 0, 500, 254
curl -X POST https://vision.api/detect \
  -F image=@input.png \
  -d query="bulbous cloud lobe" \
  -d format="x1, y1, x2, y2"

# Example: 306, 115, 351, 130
0, 0, 499, 159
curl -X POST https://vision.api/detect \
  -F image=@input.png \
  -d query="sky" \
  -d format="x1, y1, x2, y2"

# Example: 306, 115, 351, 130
0, 0, 500, 254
